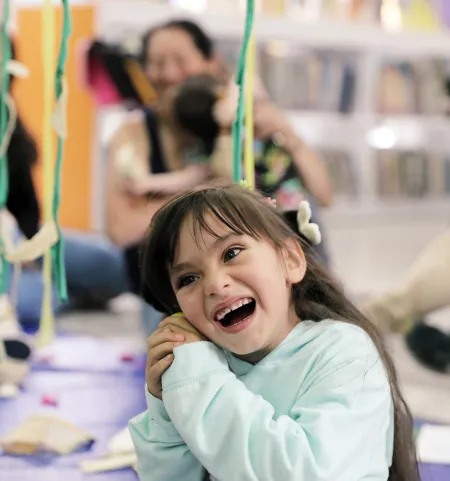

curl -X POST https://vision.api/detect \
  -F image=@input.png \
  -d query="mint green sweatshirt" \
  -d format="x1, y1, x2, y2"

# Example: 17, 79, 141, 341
129, 320, 394, 481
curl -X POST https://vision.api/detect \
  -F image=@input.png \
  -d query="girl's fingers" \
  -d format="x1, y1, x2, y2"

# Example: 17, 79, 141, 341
147, 329, 185, 350
146, 354, 174, 398
147, 341, 182, 368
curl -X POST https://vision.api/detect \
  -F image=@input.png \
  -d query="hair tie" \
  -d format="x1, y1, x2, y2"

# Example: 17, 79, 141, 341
297, 201, 321, 245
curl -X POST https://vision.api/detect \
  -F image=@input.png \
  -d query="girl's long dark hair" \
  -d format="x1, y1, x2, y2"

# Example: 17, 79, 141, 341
140, 182, 419, 481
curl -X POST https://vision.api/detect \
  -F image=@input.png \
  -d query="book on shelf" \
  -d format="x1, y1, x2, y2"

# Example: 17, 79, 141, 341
319, 149, 358, 201
376, 149, 450, 198
215, 37, 357, 113
377, 59, 449, 115
259, 43, 357, 112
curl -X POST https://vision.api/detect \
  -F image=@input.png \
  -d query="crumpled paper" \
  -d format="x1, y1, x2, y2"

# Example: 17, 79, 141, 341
1, 414, 95, 455
79, 426, 136, 473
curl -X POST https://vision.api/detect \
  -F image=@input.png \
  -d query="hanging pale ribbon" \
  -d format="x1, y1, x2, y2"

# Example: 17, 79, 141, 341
231, 0, 255, 184
244, 32, 255, 190
36, 0, 71, 348
36, 0, 58, 349
0, 91, 59, 266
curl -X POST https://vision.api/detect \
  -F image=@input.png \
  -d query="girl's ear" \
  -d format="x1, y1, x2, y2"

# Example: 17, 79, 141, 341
282, 238, 306, 285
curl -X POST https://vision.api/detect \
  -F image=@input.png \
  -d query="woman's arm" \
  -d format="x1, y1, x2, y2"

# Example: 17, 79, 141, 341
254, 101, 333, 207
126, 163, 210, 197
282, 129, 333, 207
105, 116, 164, 247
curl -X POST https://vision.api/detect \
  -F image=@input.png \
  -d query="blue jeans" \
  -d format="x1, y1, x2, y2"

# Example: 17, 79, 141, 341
12, 230, 162, 336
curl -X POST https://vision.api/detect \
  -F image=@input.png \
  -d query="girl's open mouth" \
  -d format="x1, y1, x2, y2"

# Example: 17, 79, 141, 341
214, 298, 256, 329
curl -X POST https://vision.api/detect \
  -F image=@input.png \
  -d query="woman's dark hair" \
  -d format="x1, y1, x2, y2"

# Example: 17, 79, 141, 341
6, 37, 40, 239
141, 19, 214, 65
140, 182, 419, 481
173, 74, 220, 155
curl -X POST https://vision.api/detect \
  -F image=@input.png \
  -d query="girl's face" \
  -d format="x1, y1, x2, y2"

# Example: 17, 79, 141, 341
144, 28, 215, 98
170, 214, 306, 362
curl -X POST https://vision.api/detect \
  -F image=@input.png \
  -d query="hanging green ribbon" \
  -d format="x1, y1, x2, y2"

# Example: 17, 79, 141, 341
0, 0, 11, 293
50, 0, 71, 302
232, 0, 255, 183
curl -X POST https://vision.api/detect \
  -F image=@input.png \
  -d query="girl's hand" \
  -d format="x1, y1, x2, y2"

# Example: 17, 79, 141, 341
159, 315, 207, 345
146, 328, 186, 399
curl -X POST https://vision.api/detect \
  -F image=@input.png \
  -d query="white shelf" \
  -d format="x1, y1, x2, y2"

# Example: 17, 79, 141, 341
94, 2, 450, 223
97, 2, 450, 58
287, 111, 367, 149
323, 197, 450, 226
287, 112, 450, 150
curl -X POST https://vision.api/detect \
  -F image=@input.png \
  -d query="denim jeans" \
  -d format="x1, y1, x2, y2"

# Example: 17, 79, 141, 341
11, 230, 162, 335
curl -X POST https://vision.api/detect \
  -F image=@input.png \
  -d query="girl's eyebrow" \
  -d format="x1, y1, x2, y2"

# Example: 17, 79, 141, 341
171, 233, 237, 277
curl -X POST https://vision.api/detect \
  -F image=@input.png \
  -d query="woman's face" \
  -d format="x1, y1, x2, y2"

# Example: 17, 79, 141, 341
144, 28, 215, 98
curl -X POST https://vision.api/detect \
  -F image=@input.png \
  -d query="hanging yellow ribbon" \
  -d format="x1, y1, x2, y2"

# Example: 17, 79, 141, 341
37, 0, 57, 348
244, 32, 255, 190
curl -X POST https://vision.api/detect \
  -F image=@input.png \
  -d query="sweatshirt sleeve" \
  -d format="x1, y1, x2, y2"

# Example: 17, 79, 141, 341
128, 387, 206, 481
162, 340, 393, 481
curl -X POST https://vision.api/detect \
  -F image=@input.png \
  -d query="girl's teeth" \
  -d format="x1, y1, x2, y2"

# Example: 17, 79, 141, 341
215, 298, 252, 321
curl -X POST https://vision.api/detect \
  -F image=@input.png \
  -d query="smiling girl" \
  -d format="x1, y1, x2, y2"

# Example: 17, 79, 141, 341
129, 182, 418, 481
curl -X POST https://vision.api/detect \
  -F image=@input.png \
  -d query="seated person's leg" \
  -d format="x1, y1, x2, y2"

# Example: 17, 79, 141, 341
63, 230, 131, 300
14, 229, 132, 324
15, 266, 61, 326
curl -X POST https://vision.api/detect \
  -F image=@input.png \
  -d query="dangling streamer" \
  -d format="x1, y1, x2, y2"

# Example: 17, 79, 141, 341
50, 0, 71, 301
37, 0, 57, 348
37, 0, 71, 348
244, 33, 255, 190
0, 0, 12, 293
231, 0, 255, 183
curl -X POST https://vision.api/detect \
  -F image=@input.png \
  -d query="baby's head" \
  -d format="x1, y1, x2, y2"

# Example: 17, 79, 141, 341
141, 182, 346, 361
171, 74, 228, 155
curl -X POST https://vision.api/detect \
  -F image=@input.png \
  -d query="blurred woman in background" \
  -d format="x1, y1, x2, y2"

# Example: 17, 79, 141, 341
106, 18, 333, 333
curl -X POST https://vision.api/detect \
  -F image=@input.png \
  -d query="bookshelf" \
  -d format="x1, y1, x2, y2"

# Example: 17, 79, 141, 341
94, 1, 450, 223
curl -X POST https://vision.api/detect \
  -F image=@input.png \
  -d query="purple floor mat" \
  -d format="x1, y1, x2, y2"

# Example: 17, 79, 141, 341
0, 336, 147, 481
0, 336, 449, 480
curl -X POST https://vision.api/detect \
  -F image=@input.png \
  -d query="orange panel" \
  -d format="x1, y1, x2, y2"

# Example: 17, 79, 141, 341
14, 4, 94, 231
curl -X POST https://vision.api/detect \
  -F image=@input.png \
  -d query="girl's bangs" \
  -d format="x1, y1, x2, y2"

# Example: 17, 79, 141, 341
141, 185, 288, 313
186, 192, 264, 254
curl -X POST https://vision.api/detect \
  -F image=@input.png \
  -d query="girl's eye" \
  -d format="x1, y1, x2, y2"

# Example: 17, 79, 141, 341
223, 247, 242, 263
178, 274, 198, 289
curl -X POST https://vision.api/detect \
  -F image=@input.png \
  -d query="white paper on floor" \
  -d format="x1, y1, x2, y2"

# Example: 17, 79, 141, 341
80, 426, 136, 474
417, 424, 450, 465
108, 426, 134, 454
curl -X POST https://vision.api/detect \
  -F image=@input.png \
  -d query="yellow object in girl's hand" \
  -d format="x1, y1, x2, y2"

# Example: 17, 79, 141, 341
172, 312, 184, 317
